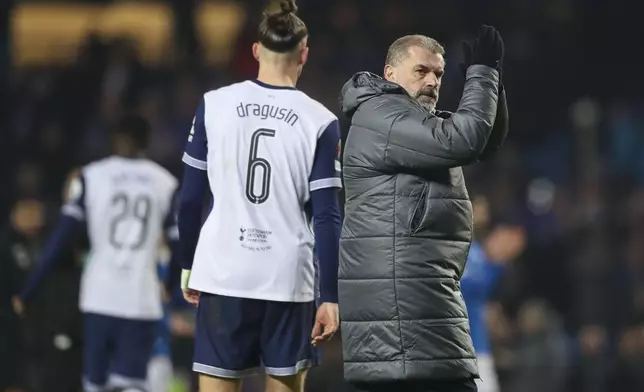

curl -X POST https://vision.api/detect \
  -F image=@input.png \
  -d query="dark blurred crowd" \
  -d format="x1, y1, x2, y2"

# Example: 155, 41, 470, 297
2, 1, 644, 392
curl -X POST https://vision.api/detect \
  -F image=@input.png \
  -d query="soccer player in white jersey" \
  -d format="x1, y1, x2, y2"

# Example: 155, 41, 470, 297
14, 115, 180, 392
176, 1, 342, 392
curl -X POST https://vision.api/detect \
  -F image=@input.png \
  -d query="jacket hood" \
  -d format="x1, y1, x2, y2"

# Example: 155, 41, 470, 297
340, 71, 406, 117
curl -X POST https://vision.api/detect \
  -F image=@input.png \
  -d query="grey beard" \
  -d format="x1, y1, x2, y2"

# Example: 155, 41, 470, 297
418, 100, 436, 113
414, 92, 437, 113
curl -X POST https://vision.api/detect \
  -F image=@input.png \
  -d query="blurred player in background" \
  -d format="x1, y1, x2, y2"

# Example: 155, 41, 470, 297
461, 196, 526, 392
176, 1, 342, 391
14, 115, 180, 392
147, 252, 174, 392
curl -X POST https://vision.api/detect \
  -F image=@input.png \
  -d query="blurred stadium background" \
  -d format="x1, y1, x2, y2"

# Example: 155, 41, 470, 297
1, 0, 644, 391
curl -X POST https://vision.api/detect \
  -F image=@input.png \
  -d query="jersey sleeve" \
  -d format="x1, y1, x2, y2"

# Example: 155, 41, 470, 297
163, 188, 179, 241
178, 164, 209, 270
162, 186, 181, 293
309, 119, 343, 191
21, 170, 85, 300
61, 171, 86, 222
182, 97, 207, 171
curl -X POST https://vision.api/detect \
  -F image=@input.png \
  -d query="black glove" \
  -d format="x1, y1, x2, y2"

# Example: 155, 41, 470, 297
460, 27, 504, 90
465, 25, 504, 70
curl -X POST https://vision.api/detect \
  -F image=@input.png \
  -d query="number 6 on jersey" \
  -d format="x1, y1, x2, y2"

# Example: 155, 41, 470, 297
245, 128, 276, 204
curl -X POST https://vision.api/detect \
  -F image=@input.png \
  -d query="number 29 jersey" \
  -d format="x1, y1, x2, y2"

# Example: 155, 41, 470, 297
64, 156, 178, 320
183, 80, 341, 303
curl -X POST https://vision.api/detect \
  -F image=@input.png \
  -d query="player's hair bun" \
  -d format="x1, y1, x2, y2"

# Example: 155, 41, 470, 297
258, 0, 307, 53
279, 0, 297, 14
264, 0, 297, 18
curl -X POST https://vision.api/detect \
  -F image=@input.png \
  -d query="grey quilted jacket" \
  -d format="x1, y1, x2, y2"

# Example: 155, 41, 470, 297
338, 65, 507, 382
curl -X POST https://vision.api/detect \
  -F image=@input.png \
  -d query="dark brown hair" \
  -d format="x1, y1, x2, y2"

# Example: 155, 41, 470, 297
112, 114, 150, 150
258, 0, 308, 53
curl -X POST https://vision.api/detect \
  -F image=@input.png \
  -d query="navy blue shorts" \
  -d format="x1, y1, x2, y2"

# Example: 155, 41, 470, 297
193, 293, 319, 378
83, 312, 157, 391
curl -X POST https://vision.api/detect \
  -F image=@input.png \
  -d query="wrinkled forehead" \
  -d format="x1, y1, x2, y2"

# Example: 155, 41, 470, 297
401, 46, 445, 70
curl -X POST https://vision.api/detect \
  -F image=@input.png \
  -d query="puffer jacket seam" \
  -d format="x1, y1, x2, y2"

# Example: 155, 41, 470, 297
391, 174, 407, 375
383, 112, 405, 165
345, 356, 477, 363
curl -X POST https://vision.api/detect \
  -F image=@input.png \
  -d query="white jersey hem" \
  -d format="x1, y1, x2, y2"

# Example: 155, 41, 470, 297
188, 284, 314, 303
79, 304, 163, 321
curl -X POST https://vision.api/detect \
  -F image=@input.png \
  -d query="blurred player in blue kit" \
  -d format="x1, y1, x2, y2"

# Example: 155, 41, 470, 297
14, 115, 180, 392
147, 258, 174, 392
176, 1, 342, 392
461, 196, 526, 392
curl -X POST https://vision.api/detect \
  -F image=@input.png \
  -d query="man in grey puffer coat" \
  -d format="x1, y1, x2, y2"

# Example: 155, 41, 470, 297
338, 25, 509, 392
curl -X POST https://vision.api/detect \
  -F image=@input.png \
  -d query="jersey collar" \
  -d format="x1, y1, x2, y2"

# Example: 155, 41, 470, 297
251, 79, 298, 91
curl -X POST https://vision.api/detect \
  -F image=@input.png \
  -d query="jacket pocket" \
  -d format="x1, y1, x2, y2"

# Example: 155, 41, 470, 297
409, 185, 429, 233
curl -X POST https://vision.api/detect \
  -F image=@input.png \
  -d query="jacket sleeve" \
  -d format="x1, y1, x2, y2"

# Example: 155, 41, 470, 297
478, 88, 508, 161
384, 65, 500, 170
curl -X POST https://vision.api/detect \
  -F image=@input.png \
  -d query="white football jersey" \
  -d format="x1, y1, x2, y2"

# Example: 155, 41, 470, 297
63, 156, 178, 319
182, 80, 342, 302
